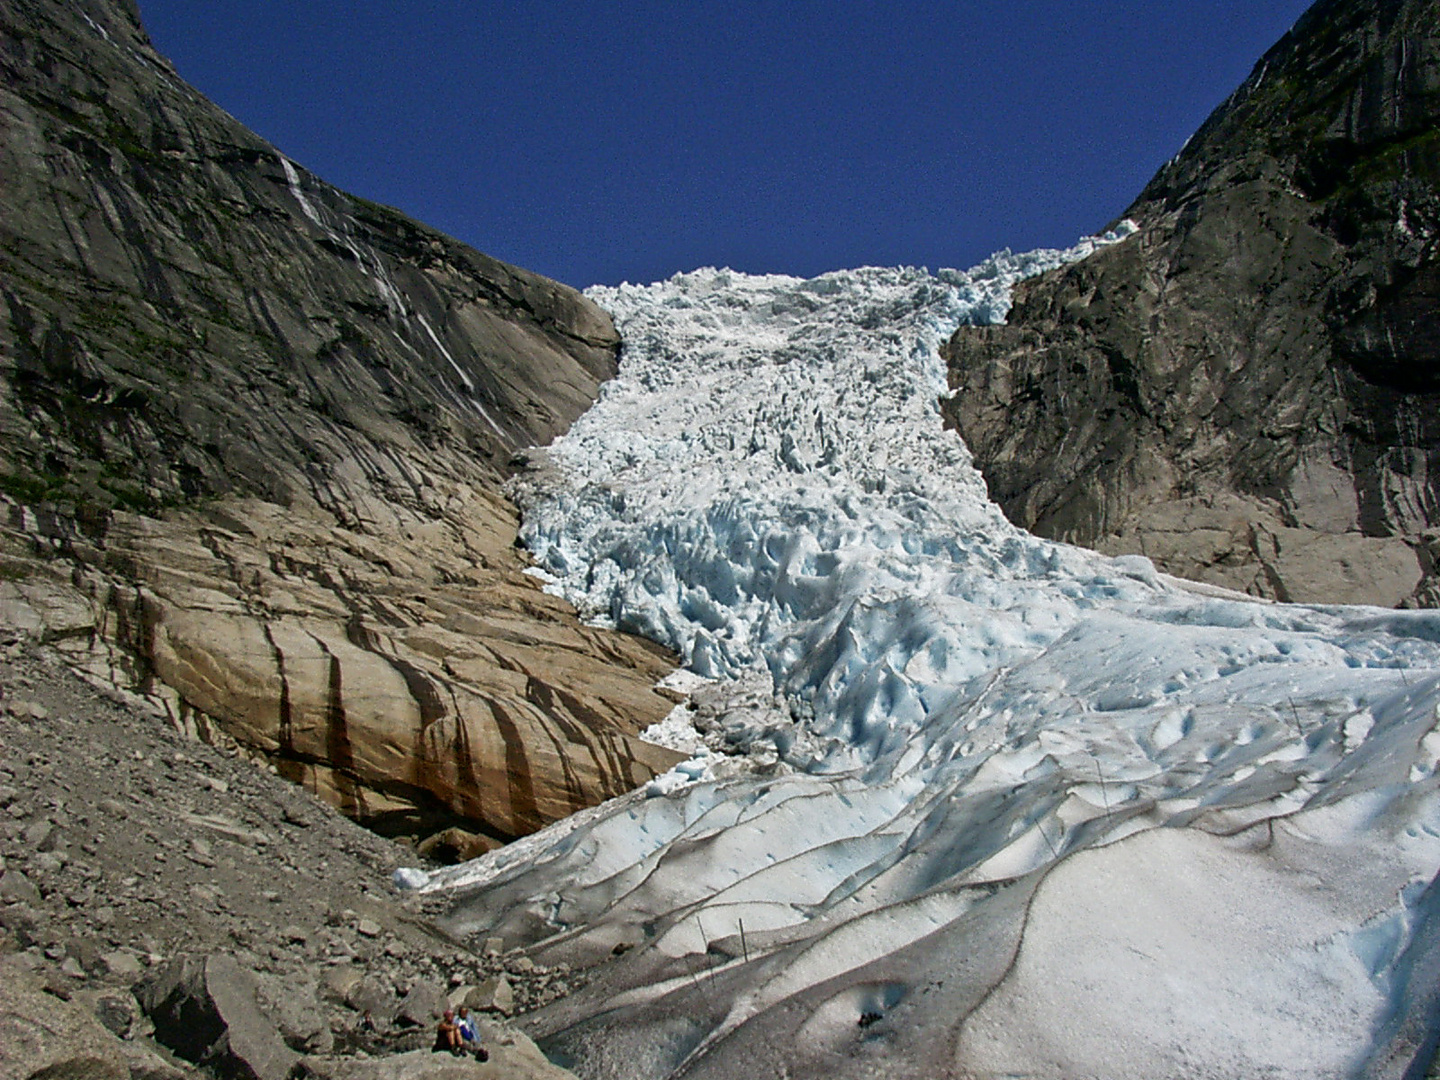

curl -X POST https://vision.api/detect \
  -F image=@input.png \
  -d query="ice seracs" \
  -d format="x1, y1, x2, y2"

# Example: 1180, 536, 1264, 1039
409, 230, 1440, 1079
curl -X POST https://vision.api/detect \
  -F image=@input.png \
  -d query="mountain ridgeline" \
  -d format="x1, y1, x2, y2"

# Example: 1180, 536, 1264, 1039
945, 0, 1440, 607
0, 0, 679, 856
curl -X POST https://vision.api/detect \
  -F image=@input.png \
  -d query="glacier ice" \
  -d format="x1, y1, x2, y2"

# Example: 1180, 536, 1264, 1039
409, 231, 1440, 1079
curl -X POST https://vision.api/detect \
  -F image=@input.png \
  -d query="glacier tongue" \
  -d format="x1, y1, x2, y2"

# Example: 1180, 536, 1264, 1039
418, 235, 1440, 1080
512, 232, 1141, 767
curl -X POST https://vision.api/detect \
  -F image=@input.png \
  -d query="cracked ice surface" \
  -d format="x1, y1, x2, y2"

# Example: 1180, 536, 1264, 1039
415, 236, 1440, 1079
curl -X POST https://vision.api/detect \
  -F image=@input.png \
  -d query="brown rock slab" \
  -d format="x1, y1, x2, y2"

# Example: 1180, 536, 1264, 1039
137, 953, 299, 1080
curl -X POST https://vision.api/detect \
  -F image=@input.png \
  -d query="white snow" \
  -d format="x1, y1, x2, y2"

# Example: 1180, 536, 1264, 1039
280, 157, 505, 430
280, 157, 326, 230
80, 11, 112, 42
408, 232, 1440, 1079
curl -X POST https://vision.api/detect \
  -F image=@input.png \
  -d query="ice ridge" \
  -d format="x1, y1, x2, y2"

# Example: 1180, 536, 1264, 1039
511, 229, 1137, 769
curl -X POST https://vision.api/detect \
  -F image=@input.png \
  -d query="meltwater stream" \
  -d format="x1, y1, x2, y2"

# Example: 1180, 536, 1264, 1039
410, 234, 1440, 1080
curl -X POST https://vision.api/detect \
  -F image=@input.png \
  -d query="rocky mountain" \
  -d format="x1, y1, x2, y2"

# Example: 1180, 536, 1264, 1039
944, 0, 1440, 607
0, 0, 678, 857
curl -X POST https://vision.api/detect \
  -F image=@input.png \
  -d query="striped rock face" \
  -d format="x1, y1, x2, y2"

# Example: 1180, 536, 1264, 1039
40, 492, 680, 850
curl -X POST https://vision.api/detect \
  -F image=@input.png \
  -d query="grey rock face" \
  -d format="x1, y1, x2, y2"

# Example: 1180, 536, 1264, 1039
0, 0, 617, 512
944, 0, 1440, 606
0, 0, 678, 847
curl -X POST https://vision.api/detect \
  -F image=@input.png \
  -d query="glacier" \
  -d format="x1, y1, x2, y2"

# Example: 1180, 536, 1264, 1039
403, 231, 1440, 1080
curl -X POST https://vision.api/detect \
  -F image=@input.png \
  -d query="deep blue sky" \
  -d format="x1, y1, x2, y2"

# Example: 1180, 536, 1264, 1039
137, 1, 1314, 289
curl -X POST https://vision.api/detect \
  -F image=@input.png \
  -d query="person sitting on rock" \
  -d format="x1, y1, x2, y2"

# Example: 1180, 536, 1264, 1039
456, 1006, 485, 1059
433, 1009, 463, 1055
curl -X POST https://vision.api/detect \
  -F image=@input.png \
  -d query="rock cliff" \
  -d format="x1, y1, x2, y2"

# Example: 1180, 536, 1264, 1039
944, 0, 1440, 606
0, 0, 679, 853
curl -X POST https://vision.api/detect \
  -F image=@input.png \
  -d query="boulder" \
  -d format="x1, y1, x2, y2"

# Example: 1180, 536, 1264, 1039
254, 971, 335, 1055
322, 965, 366, 1005
343, 975, 399, 1027
0, 869, 41, 904
117, 1041, 194, 1080
0, 903, 41, 949
355, 919, 383, 940
478, 1016, 580, 1080
136, 953, 298, 1080
0, 955, 129, 1080
393, 981, 448, 1030
465, 976, 514, 1017
82, 991, 138, 1039
101, 950, 146, 980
